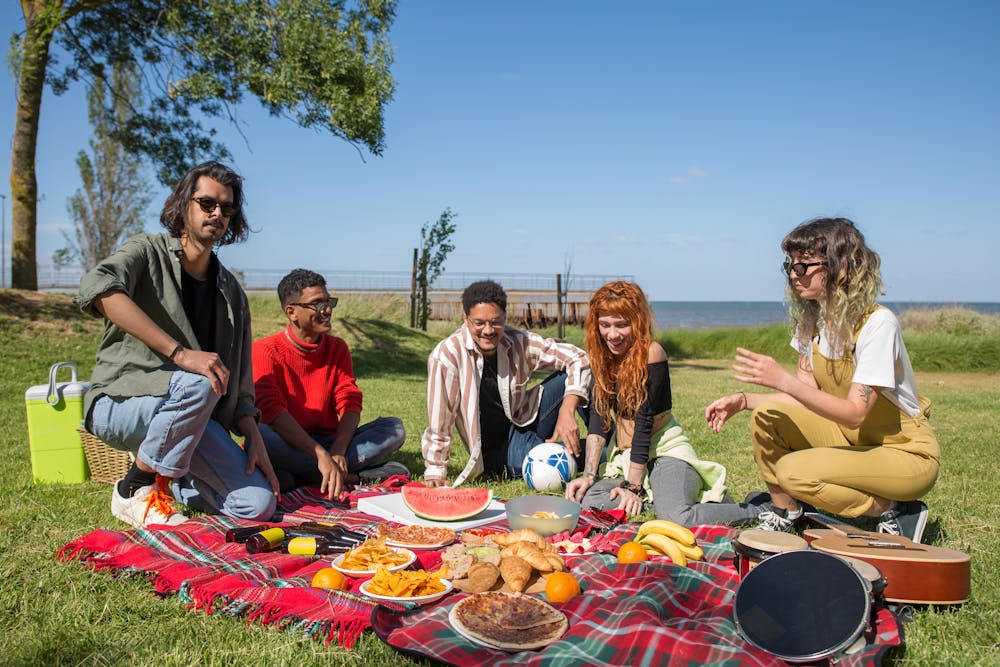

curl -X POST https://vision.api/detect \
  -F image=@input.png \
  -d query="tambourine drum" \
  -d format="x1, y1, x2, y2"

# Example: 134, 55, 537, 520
734, 550, 872, 663
732, 529, 809, 579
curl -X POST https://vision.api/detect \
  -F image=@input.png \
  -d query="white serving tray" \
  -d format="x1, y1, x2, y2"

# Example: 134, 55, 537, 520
356, 493, 506, 530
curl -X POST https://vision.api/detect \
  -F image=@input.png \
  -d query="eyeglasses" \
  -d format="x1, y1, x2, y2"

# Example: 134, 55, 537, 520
783, 260, 825, 277
289, 297, 338, 314
191, 196, 237, 218
469, 318, 504, 330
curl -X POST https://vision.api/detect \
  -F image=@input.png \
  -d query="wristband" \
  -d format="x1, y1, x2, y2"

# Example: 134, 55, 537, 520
582, 471, 598, 479
168, 343, 184, 361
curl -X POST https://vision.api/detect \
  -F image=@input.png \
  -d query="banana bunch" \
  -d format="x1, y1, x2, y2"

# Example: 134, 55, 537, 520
636, 520, 703, 567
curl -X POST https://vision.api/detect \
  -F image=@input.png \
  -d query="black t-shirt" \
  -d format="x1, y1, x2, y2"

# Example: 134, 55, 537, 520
587, 360, 672, 465
479, 353, 512, 475
181, 255, 218, 353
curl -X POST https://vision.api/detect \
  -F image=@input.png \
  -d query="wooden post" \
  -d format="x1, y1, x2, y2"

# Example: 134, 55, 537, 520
556, 273, 564, 339
410, 248, 418, 328
420, 247, 429, 330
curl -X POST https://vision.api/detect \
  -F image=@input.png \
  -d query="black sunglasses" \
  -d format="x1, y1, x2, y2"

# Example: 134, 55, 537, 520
783, 260, 825, 277
191, 196, 237, 218
289, 297, 339, 314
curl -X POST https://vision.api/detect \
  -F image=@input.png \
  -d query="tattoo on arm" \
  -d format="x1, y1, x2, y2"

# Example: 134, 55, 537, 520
858, 385, 874, 406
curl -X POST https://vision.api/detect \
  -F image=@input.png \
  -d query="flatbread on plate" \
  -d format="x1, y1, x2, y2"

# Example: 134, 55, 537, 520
448, 591, 568, 651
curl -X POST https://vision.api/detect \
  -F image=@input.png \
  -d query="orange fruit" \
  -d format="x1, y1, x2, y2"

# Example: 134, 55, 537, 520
311, 566, 347, 590
617, 541, 648, 564
545, 571, 581, 603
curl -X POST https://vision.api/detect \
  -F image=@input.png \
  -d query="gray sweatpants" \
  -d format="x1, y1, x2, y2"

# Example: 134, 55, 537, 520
580, 456, 760, 527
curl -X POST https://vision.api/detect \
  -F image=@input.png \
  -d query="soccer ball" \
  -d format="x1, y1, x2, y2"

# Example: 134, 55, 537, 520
522, 442, 577, 493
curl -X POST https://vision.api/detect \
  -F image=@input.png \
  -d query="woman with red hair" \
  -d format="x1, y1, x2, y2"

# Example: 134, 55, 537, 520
566, 281, 762, 525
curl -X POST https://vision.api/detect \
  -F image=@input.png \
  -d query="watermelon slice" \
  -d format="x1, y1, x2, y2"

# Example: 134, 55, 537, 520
400, 485, 493, 522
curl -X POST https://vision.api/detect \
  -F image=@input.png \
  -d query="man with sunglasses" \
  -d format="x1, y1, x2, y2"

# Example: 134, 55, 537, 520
252, 269, 407, 499
422, 280, 591, 487
76, 161, 279, 529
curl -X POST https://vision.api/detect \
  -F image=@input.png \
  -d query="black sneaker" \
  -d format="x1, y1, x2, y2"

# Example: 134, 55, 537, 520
754, 508, 796, 532
878, 500, 929, 543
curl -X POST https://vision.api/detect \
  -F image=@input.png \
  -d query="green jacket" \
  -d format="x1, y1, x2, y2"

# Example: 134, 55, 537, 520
75, 232, 258, 434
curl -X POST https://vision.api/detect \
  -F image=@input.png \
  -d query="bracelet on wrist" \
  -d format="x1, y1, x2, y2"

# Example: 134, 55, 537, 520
168, 343, 184, 361
582, 471, 597, 479
739, 391, 748, 411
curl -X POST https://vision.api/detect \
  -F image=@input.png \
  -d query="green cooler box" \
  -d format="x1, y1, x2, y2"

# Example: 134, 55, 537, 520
26, 361, 90, 483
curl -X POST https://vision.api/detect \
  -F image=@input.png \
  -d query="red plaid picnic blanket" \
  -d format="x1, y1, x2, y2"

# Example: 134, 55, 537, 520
58, 491, 902, 663
373, 524, 903, 666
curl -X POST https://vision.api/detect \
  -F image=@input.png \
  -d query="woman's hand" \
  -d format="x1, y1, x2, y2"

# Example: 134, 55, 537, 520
565, 475, 595, 503
609, 486, 644, 517
705, 393, 746, 433
733, 347, 794, 393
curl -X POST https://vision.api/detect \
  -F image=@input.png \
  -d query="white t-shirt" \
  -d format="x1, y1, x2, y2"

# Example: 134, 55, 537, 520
791, 308, 922, 417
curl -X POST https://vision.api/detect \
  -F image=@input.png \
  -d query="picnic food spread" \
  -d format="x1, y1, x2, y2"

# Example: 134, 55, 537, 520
448, 591, 569, 651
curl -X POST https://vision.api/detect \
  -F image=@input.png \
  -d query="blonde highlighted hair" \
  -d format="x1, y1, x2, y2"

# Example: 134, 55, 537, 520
781, 217, 883, 355
585, 281, 655, 430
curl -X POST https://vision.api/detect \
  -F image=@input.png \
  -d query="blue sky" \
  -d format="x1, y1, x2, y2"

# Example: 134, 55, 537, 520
2, 1, 998, 302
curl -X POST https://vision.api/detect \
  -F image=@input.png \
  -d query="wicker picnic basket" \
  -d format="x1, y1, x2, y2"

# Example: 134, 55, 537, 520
77, 427, 132, 483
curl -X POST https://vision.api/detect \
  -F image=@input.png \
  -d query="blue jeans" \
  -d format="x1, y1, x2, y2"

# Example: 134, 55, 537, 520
87, 370, 277, 521
258, 416, 406, 484
503, 372, 589, 478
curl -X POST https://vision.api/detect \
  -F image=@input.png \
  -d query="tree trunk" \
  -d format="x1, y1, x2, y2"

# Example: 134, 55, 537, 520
10, 2, 62, 290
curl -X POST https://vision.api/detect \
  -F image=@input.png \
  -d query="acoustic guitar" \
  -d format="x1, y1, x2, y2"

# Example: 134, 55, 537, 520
802, 513, 970, 605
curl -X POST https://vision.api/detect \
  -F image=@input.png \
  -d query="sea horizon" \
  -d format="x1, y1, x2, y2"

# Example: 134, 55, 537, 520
651, 300, 1000, 331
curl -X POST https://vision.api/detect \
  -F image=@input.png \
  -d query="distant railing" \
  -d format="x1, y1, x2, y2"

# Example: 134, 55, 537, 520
36, 265, 631, 295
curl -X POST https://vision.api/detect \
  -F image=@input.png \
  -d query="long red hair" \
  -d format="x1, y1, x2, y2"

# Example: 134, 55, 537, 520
585, 281, 654, 429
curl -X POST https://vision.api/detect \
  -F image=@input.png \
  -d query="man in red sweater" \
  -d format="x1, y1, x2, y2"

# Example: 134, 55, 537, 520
253, 269, 407, 498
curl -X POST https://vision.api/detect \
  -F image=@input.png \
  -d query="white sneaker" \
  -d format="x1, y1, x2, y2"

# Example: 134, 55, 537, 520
358, 461, 409, 484
111, 477, 188, 529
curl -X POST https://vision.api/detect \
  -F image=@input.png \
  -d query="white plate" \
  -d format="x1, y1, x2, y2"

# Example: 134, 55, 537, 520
359, 577, 454, 606
385, 536, 456, 550
331, 547, 417, 578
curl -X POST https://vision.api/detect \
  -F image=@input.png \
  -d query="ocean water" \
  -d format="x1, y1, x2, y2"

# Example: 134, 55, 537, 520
652, 301, 1000, 331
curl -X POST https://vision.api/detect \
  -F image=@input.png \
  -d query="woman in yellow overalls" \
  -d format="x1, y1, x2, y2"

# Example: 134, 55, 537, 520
704, 218, 939, 543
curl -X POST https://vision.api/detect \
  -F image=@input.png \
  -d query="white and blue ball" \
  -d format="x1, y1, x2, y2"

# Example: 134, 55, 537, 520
522, 442, 577, 493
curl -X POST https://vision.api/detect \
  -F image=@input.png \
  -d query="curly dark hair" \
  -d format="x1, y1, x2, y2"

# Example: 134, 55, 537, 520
277, 269, 327, 307
160, 161, 249, 246
461, 280, 507, 314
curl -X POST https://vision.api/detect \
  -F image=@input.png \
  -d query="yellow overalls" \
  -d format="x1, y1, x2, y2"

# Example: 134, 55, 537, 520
748, 310, 940, 517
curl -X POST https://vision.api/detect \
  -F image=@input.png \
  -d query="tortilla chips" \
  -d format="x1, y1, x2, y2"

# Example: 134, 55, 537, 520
366, 566, 447, 598
338, 537, 411, 571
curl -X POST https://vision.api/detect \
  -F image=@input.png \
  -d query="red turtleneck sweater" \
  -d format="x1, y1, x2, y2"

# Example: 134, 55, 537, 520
252, 325, 363, 434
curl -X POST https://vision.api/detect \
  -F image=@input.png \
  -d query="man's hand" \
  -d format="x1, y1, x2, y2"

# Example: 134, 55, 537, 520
317, 450, 348, 499
242, 426, 279, 496
546, 404, 581, 457
173, 347, 230, 395
565, 475, 595, 503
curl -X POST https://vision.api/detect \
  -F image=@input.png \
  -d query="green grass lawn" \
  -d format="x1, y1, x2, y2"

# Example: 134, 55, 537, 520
1, 291, 997, 666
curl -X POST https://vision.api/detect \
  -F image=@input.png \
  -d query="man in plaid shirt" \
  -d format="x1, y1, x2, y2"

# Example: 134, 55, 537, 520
421, 280, 591, 487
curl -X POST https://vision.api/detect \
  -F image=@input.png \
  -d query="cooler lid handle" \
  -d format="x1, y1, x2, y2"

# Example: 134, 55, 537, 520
46, 362, 80, 406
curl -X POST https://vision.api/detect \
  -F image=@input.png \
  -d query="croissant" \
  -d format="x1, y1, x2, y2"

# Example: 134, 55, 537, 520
499, 556, 532, 592
467, 561, 501, 593
493, 528, 543, 548
501, 541, 555, 572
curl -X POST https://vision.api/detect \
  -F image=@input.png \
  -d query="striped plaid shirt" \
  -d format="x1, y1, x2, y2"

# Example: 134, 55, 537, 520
421, 325, 590, 485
